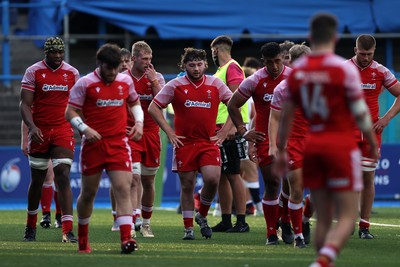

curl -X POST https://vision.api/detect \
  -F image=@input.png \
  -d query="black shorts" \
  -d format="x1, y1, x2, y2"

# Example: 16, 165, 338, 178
220, 139, 241, 174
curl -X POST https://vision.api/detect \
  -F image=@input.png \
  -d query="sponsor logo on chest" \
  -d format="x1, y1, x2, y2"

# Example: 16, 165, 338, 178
263, 93, 273, 102
42, 84, 68, 91
96, 99, 124, 107
184, 100, 211, 108
139, 94, 153, 101
361, 83, 376, 90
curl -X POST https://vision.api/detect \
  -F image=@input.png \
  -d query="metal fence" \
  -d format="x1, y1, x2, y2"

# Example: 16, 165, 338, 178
1, 0, 399, 143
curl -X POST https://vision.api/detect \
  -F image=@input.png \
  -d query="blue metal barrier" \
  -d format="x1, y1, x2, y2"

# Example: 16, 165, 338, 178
1, 144, 399, 205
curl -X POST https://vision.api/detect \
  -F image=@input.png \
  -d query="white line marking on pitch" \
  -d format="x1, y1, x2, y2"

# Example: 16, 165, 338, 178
369, 222, 400, 228
310, 218, 400, 228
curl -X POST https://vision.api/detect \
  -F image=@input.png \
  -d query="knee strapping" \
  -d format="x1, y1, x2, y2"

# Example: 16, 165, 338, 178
52, 158, 73, 168
141, 165, 159, 176
246, 181, 260, 189
132, 162, 141, 175
29, 156, 49, 170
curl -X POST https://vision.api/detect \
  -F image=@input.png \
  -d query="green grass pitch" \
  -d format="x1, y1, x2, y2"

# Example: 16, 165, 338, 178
0, 208, 399, 267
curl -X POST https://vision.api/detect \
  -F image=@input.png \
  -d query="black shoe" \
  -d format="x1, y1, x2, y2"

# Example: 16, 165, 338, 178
195, 212, 212, 239
23, 226, 36, 241
302, 222, 311, 244
226, 222, 250, 233
266, 234, 279, 245
281, 222, 294, 244
62, 231, 78, 243
121, 239, 138, 254
359, 228, 374, 239
40, 213, 51, 229
294, 236, 306, 248
211, 221, 232, 232
55, 214, 62, 229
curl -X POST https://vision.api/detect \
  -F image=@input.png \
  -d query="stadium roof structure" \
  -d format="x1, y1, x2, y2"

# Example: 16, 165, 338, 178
20, 0, 400, 40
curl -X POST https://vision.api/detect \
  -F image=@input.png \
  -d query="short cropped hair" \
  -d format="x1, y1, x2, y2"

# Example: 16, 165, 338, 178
131, 41, 152, 56
260, 42, 281, 59
356, 34, 376, 50
178, 47, 208, 70
279, 40, 295, 53
96, 43, 121, 68
210, 35, 233, 52
243, 57, 263, 69
289, 44, 311, 62
120, 48, 131, 58
310, 13, 338, 45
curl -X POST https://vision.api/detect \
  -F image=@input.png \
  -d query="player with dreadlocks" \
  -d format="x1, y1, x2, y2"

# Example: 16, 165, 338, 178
20, 37, 80, 243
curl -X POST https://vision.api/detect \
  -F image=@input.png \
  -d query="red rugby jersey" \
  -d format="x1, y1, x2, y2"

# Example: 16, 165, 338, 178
153, 75, 232, 143
68, 70, 139, 139
348, 57, 399, 122
21, 60, 80, 126
238, 66, 291, 135
287, 53, 363, 139
123, 70, 165, 131
271, 80, 309, 139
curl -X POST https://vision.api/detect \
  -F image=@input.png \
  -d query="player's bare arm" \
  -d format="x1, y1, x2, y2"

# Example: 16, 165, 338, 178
148, 101, 185, 148
20, 89, 44, 144
350, 98, 379, 160
212, 116, 236, 145
275, 101, 295, 177
268, 109, 281, 158
374, 83, 400, 133
128, 101, 144, 141
65, 105, 102, 142
20, 121, 29, 156
227, 91, 265, 143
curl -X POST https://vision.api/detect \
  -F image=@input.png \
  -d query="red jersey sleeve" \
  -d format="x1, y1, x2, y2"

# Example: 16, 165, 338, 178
271, 80, 288, 111
226, 62, 244, 86
68, 77, 88, 109
343, 61, 364, 102
152, 79, 176, 108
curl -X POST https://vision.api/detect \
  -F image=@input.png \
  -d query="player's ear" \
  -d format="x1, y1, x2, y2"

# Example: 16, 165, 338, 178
354, 47, 357, 54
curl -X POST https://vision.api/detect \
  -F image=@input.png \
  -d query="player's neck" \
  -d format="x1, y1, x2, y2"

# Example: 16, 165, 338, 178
218, 53, 232, 67
130, 68, 145, 79
44, 59, 62, 70
311, 43, 334, 54
187, 74, 205, 84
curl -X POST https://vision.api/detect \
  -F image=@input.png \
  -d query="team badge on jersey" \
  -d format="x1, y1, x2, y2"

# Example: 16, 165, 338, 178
118, 85, 123, 95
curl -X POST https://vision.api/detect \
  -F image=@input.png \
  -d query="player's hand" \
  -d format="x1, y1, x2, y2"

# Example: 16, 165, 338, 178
21, 144, 28, 157
128, 122, 143, 141
268, 145, 279, 159
243, 129, 266, 143
213, 129, 228, 145
373, 117, 388, 134
248, 142, 258, 163
272, 150, 288, 178
167, 132, 185, 148
83, 127, 102, 142
215, 122, 237, 143
28, 126, 44, 145
145, 63, 157, 82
